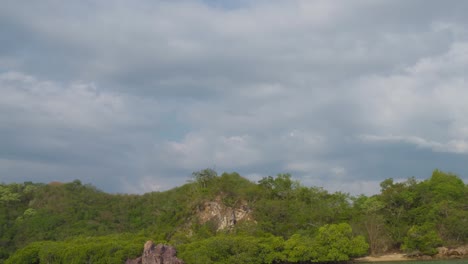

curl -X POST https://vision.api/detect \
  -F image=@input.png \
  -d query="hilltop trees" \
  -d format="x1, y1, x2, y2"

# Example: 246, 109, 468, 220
254, 174, 354, 238
192, 168, 218, 189
351, 169, 468, 255
1, 169, 467, 263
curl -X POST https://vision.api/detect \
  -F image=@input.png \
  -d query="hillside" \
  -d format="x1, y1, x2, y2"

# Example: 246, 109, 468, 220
1, 169, 467, 263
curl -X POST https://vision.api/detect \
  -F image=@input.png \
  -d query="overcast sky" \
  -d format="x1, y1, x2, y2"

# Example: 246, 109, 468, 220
1, 0, 468, 195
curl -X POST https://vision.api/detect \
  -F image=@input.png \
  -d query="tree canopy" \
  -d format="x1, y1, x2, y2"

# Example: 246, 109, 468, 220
1, 169, 467, 263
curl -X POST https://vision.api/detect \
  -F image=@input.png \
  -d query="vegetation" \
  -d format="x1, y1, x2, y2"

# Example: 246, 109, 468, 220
4, 234, 147, 264
0, 169, 467, 263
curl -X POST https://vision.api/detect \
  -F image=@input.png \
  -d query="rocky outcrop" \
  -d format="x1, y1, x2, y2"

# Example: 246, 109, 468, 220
435, 246, 468, 259
197, 196, 253, 231
126, 241, 184, 264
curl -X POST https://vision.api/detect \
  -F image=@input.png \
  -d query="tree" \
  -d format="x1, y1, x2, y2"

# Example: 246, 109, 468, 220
258, 174, 298, 200
414, 170, 468, 244
379, 178, 416, 247
402, 224, 442, 255
0, 185, 21, 204
354, 195, 387, 255
314, 223, 368, 262
178, 234, 284, 264
192, 169, 218, 189
283, 234, 315, 262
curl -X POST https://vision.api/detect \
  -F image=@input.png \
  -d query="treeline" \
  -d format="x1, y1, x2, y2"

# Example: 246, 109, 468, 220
4, 234, 147, 264
0, 169, 467, 263
4, 224, 367, 264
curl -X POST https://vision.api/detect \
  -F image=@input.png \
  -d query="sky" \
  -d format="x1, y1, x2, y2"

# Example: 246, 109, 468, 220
1, 0, 468, 195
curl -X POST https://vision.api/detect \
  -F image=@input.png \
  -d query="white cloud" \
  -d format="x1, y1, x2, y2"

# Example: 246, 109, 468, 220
160, 133, 262, 170
121, 176, 164, 194
354, 41, 468, 145
0, 72, 132, 131
359, 134, 468, 154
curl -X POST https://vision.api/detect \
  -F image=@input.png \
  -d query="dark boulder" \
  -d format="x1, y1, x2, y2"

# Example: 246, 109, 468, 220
126, 241, 184, 264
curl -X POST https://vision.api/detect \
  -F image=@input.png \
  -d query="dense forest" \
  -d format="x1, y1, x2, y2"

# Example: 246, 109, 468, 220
1, 169, 467, 263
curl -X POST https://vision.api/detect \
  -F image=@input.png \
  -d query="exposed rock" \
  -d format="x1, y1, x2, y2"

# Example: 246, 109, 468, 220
197, 196, 253, 230
437, 247, 449, 257
126, 241, 184, 264
436, 245, 468, 258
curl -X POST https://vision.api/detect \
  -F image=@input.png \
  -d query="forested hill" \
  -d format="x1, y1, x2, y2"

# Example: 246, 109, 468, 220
1, 169, 467, 263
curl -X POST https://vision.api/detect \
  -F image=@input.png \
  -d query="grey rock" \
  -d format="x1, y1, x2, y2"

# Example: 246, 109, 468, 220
126, 241, 184, 264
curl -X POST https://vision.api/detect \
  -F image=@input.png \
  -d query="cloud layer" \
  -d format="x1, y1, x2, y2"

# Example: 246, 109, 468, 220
1, 0, 468, 194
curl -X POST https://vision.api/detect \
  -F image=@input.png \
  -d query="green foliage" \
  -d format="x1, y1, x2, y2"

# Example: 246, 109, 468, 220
254, 174, 353, 238
375, 170, 468, 251
5, 234, 146, 264
282, 234, 316, 262
0, 185, 21, 204
425, 169, 465, 201
4, 242, 41, 264
179, 223, 367, 264
402, 224, 442, 255
192, 168, 218, 189
352, 195, 387, 255
314, 223, 368, 262
178, 234, 284, 264
1, 169, 467, 263
378, 177, 417, 246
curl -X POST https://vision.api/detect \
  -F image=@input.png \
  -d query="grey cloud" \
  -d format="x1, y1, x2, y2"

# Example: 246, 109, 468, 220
0, 72, 173, 191
1, 0, 468, 195
2, 1, 461, 90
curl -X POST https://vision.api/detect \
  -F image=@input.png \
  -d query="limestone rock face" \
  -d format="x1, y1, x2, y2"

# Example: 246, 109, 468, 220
435, 245, 468, 259
197, 197, 253, 230
126, 241, 184, 264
